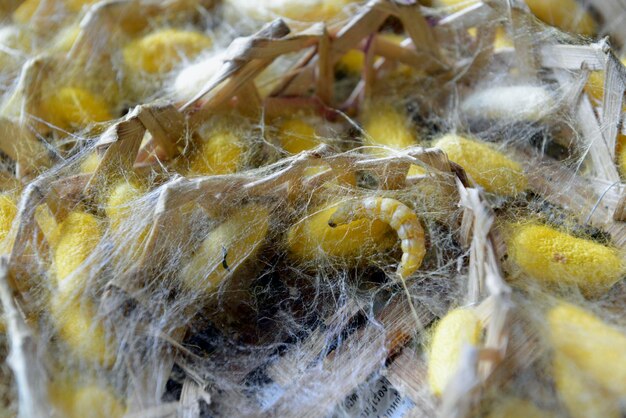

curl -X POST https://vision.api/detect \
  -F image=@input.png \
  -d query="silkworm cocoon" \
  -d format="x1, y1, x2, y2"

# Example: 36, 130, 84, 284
584, 58, 626, 104
487, 398, 556, 418
362, 104, 424, 176
54, 211, 101, 294
524, 0, 596, 36
173, 53, 223, 103
224, 0, 357, 22
277, 118, 320, 154
287, 203, 397, 262
508, 224, 624, 296
328, 197, 426, 279
123, 29, 212, 74
434, 134, 527, 196
0, 194, 17, 244
105, 180, 146, 231
39, 87, 112, 131
461, 85, 555, 123
79, 152, 101, 174
548, 302, 626, 395
427, 308, 482, 396
553, 354, 621, 418
618, 133, 626, 179
336, 49, 364, 75
188, 130, 245, 176
179, 204, 269, 296
50, 296, 116, 366
52, 384, 125, 418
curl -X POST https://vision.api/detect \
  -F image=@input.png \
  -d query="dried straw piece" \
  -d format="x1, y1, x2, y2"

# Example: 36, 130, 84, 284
0, 257, 50, 418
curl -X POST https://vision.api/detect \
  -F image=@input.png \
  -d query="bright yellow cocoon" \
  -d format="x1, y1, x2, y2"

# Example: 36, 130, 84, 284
435, 134, 527, 196
548, 302, 626, 396
277, 118, 319, 154
50, 296, 115, 366
287, 203, 397, 262
123, 29, 212, 74
508, 224, 624, 296
553, 354, 621, 418
337, 49, 364, 75
0, 194, 17, 244
180, 204, 269, 296
487, 398, 556, 418
39, 87, 112, 131
51, 383, 125, 418
54, 212, 101, 294
428, 308, 481, 396
189, 130, 245, 176
524, 0, 596, 36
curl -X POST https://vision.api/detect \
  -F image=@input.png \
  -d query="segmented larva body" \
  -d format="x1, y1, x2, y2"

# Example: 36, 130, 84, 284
328, 197, 425, 279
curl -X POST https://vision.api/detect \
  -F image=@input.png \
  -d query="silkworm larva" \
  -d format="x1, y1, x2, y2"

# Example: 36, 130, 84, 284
427, 307, 482, 397
508, 224, 624, 297
123, 29, 212, 75
328, 197, 425, 279
548, 302, 626, 397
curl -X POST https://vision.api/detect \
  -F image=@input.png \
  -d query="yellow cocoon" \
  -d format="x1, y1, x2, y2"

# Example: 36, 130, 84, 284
54, 211, 101, 294
39, 87, 112, 131
79, 152, 101, 174
487, 398, 556, 418
0, 194, 17, 244
435, 0, 596, 35
224, 0, 357, 22
337, 49, 364, 75
585, 58, 626, 105
435, 134, 527, 196
50, 296, 115, 366
189, 130, 245, 176
618, 133, 626, 179
553, 354, 621, 418
548, 303, 626, 396
180, 204, 269, 296
524, 0, 596, 36
105, 181, 146, 231
508, 224, 624, 296
277, 118, 320, 154
51, 383, 125, 418
123, 29, 212, 74
287, 203, 397, 262
427, 308, 482, 396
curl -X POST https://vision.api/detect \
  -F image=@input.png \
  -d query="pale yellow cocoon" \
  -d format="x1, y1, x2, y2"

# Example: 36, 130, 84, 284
548, 303, 626, 396
79, 152, 101, 174
105, 181, 146, 231
50, 296, 115, 366
508, 224, 624, 296
427, 308, 482, 396
585, 58, 626, 106
123, 29, 212, 74
277, 118, 319, 154
39, 87, 112, 130
225, 0, 357, 22
189, 130, 245, 176
54, 212, 101, 294
524, 0, 596, 36
487, 398, 556, 418
435, 134, 527, 196
553, 354, 621, 418
51, 383, 125, 418
287, 204, 397, 262
180, 204, 269, 296
435, 0, 596, 35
